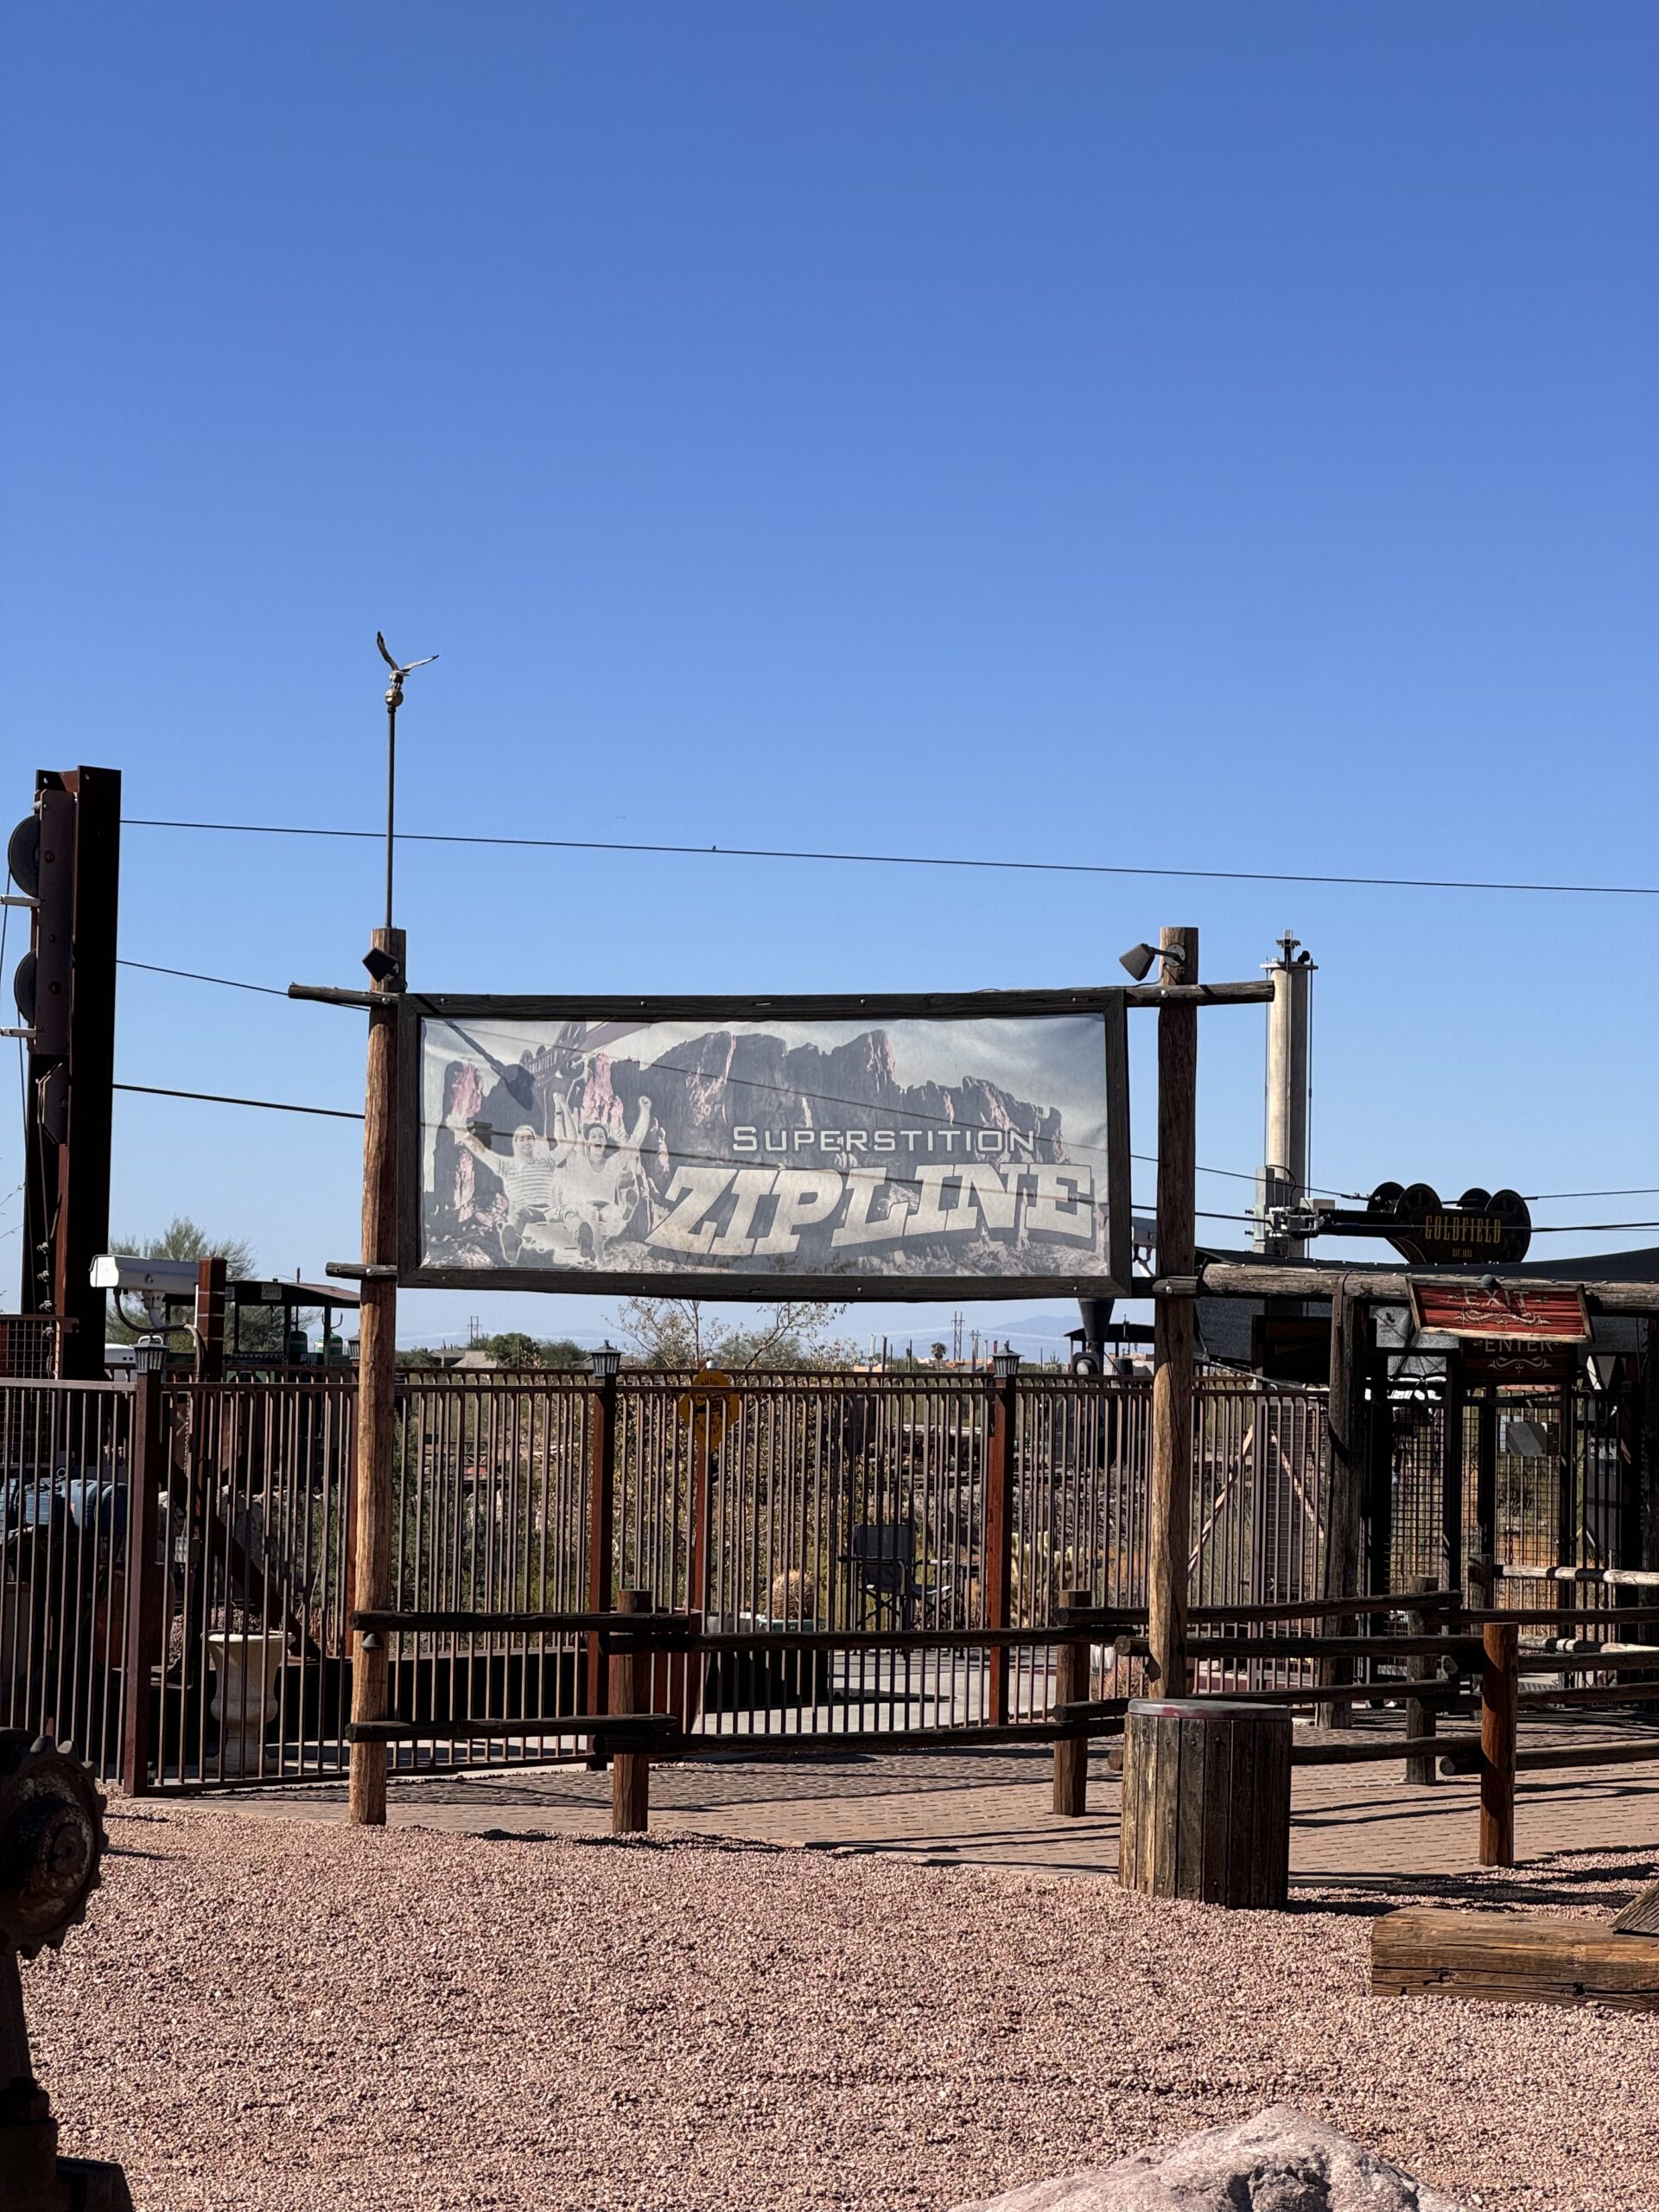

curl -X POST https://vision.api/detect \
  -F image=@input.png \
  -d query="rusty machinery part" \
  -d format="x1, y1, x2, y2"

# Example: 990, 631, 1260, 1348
0, 1732, 107, 1961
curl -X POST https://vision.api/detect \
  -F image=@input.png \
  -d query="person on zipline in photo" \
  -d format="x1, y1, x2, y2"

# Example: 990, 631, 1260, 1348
448, 1093, 655, 1263
448, 1115, 566, 1259
526, 1095, 655, 1263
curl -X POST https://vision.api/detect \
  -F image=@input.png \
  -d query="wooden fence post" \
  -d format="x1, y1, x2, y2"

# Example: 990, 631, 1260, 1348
120, 1367, 167, 1796
586, 1363, 620, 1713
1404, 1574, 1438, 1787
610, 1587, 652, 1835
1148, 925, 1198, 1699
347, 923, 404, 1829
983, 1358, 1017, 1725
1052, 1586, 1090, 1816
1479, 1618, 1518, 1868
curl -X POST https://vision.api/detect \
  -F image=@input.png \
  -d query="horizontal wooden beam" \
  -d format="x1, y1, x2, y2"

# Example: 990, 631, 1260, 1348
1372, 1908, 1659, 2012
1162, 1262, 1659, 1313
1294, 1733, 1475, 1767
1123, 980, 1276, 1007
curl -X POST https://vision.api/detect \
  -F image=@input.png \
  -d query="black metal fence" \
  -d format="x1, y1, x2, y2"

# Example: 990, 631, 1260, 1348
0, 1362, 1646, 1791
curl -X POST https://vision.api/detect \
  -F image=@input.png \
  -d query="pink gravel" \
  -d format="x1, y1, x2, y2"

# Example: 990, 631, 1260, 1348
21, 1800, 1659, 2212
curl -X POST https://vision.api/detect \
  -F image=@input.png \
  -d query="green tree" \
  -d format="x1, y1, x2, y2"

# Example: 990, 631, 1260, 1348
613, 1296, 855, 1371
474, 1332, 589, 1369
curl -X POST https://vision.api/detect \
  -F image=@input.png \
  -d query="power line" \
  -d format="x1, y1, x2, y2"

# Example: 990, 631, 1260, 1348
114, 1081, 363, 1122
120, 944, 1371, 1198
1523, 1186, 1659, 1202
102, 1081, 1659, 1235
118, 958, 289, 998
117, 942, 1659, 1203
124, 815, 1659, 901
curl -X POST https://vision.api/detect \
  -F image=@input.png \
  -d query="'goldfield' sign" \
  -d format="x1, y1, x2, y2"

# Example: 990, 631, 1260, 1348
397, 990, 1130, 1300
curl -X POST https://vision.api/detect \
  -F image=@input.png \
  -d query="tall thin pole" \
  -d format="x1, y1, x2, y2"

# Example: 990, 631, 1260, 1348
385, 690, 397, 934
374, 632, 435, 938
350, 632, 430, 1827
1148, 925, 1198, 1698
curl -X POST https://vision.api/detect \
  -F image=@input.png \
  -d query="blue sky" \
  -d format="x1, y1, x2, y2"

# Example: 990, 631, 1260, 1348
2, 3, 1656, 1355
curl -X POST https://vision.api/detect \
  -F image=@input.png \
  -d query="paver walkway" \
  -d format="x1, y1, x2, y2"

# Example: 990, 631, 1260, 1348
218, 1719, 1659, 1890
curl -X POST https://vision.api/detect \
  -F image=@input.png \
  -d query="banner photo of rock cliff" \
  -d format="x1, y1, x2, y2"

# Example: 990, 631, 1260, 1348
413, 1009, 1123, 1294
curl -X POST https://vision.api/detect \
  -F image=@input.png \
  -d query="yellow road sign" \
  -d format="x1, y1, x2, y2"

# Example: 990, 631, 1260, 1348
676, 1369, 741, 1446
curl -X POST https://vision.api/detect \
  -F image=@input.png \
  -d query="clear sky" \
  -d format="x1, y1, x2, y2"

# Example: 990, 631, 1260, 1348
2, 3, 1655, 1357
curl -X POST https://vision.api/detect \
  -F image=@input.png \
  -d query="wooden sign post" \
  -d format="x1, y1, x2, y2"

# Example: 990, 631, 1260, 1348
348, 923, 404, 1828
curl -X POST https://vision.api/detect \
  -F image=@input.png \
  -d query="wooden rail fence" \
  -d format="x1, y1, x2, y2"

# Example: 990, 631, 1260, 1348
347, 1581, 1659, 1861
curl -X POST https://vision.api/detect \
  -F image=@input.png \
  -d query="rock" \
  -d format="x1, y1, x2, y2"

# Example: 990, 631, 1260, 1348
950, 2105, 1461, 2212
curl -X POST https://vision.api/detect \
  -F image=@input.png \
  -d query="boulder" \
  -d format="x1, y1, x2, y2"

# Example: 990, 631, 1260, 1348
950, 2105, 1459, 2212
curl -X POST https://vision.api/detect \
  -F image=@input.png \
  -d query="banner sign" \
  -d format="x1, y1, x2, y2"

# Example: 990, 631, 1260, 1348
397, 990, 1130, 1300
1407, 1282, 1590, 1344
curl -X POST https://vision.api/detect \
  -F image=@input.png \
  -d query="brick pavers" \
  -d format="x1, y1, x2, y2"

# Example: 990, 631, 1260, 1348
214, 1722, 1659, 1889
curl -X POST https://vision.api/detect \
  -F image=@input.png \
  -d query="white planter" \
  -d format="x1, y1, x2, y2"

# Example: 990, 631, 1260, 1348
206, 1630, 287, 1776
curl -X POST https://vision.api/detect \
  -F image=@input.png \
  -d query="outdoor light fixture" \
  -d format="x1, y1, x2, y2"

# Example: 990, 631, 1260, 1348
362, 944, 403, 987
1119, 941, 1190, 982
992, 1347, 1020, 1380
131, 1337, 168, 1376
589, 1342, 622, 1382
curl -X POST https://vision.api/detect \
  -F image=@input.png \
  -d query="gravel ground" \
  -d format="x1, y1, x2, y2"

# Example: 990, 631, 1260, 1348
22, 1800, 1659, 2212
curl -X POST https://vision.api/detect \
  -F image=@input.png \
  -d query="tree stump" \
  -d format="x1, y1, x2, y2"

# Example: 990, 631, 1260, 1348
1118, 1698, 1292, 1908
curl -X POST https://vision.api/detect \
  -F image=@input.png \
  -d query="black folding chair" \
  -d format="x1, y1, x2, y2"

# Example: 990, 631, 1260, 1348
845, 1520, 924, 1630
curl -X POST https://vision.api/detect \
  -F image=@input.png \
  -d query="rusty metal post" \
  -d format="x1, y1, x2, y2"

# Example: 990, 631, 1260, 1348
983, 1357, 1018, 1724
119, 1366, 167, 1796
586, 1363, 620, 1713
1403, 1574, 1439, 1787
193, 1256, 226, 1382
1148, 925, 1198, 1698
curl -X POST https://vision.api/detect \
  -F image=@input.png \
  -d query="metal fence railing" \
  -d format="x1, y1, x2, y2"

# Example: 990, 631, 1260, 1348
1, 1362, 1648, 1791
0, 1378, 133, 1770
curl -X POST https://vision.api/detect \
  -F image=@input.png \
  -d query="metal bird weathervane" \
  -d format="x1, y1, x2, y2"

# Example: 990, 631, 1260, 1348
374, 631, 438, 937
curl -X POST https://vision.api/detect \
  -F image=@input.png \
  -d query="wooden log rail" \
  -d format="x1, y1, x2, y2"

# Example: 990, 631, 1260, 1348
346, 1600, 1659, 1854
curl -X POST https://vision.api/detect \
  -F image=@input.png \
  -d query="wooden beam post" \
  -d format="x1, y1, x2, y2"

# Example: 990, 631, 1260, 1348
1479, 1618, 1518, 1868
119, 1365, 167, 1796
347, 923, 404, 1829
1052, 1586, 1090, 1815
610, 1587, 652, 1835
1148, 926, 1197, 1698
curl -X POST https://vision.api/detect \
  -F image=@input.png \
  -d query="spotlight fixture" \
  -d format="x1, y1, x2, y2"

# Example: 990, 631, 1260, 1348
362, 945, 403, 987
1118, 941, 1190, 982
